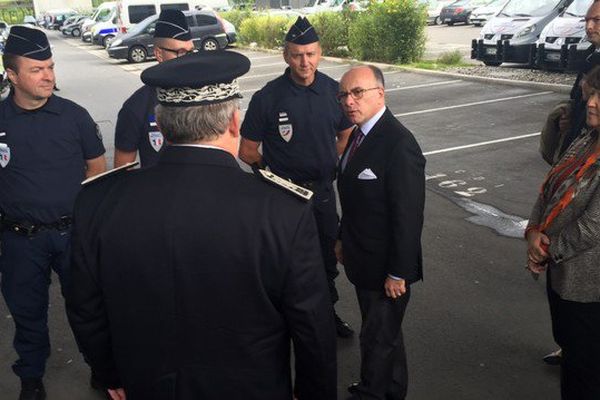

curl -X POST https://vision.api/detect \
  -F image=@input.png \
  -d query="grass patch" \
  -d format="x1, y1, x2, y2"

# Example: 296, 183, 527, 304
401, 59, 472, 70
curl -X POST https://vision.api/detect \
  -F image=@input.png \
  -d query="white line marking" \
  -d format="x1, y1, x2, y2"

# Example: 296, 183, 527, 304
239, 64, 349, 80
387, 80, 463, 92
245, 54, 281, 61
250, 61, 286, 69
395, 91, 554, 117
423, 132, 540, 156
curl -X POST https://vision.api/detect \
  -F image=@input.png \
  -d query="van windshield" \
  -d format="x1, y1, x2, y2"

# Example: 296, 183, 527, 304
563, 0, 592, 18
500, 0, 562, 17
97, 8, 113, 22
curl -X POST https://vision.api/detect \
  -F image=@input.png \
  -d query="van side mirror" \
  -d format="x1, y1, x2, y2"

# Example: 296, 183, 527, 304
148, 27, 155, 34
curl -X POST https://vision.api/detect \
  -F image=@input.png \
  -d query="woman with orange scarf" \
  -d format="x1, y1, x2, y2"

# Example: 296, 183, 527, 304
526, 65, 600, 399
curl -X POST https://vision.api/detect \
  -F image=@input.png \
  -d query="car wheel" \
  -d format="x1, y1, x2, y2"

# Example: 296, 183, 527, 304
465, 16, 471, 25
202, 38, 219, 51
483, 61, 502, 67
448, 21, 454, 26
434, 16, 439, 25
102, 35, 115, 48
72, 27, 81, 37
474, 23, 481, 27
128, 46, 147, 63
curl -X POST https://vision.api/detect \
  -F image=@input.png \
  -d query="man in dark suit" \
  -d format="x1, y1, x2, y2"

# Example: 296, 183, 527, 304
65, 51, 337, 400
336, 65, 425, 400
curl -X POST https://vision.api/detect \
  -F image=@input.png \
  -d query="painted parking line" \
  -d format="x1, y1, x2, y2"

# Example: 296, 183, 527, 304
244, 54, 282, 61
239, 64, 350, 80
249, 61, 287, 69
240, 68, 440, 93
386, 80, 463, 92
423, 132, 541, 156
395, 91, 554, 117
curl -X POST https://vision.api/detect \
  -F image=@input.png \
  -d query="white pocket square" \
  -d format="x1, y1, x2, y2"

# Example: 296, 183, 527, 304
358, 168, 377, 180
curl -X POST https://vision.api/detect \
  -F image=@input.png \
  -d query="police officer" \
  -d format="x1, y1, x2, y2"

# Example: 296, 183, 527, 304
66, 50, 337, 400
239, 16, 355, 337
113, 9, 195, 168
0, 26, 106, 400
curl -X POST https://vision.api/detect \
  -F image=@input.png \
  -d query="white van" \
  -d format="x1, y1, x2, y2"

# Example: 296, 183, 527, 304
471, 0, 573, 66
81, 2, 118, 42
535, 0, 592, 71
116, 0, 227, 29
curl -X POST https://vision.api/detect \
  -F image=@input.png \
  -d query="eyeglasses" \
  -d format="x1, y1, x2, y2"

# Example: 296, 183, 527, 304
157, 46, 197, 58
336, 87, 380, 103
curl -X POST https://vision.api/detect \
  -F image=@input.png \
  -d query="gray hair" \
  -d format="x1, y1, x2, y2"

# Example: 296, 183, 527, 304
155, 99, 239, 144
366, 65, 385, 88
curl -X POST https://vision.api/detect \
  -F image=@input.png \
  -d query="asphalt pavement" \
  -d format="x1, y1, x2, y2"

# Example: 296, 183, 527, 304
0, 30, 565, 399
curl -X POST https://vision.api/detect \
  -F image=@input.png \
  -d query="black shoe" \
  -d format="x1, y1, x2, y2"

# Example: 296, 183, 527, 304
335, 314, 354, 338
543, 348, 562, 366
347, 381, 360, 394
19, 378, 46, 400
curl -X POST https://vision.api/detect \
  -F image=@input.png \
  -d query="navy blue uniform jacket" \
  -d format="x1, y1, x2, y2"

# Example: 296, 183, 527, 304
66, 146, 337, 400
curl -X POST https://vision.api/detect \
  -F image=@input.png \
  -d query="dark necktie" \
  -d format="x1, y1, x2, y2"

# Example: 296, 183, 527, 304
347, 127, 365, 162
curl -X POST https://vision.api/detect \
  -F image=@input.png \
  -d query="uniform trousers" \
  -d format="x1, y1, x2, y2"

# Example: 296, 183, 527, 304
547, 274, 600, 400
312, 183, 339, 304
352, 287, 410, 400
0, 229, 71, 379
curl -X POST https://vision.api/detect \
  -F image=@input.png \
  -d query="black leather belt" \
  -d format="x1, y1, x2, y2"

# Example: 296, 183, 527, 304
0, 215, 72, 237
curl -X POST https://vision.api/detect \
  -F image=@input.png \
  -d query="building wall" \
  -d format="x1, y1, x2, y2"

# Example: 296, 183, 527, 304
33, 0, 93, 15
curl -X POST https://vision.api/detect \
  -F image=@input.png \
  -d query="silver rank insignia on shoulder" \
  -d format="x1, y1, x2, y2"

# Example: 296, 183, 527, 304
81, 161, 139, 186
257, 169, 313, 201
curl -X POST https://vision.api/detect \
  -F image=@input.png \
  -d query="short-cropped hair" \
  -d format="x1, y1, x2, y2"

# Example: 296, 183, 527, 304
155, 99, 238, 144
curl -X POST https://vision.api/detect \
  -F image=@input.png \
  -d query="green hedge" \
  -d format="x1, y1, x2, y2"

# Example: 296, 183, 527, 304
0, 7, 34, 24
222, 0, 426, 64
239, 14, 293, 49
349, 0, 426, 63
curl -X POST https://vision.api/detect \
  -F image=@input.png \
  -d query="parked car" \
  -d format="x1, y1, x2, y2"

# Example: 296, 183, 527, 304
107, 9, 228, 63
440, 0, 491, 25
470, 0, 509, 26
472, 0, 573, 66
22, 15, 37, 27
221, 18, 236, 44
536, 0, 592, 71
61, 16, 88, 37
420, 0, 454, 25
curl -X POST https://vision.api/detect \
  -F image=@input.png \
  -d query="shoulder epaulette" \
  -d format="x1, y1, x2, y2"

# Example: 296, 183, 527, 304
81, 161, 139, 186
257, 169, 313, 201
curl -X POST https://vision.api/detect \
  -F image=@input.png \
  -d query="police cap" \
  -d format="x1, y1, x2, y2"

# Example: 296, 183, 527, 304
285, 16, 319, 45
154, 9, 191, 41
141, 50, 251, 106
4, 26, 52, 60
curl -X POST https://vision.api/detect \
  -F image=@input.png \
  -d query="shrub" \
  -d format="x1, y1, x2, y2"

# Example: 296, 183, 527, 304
239, 14, 294, 49
436, 50, 463, 65
348, 0, 427, 64
220, 9, 253, 31
310, 11, 353, 57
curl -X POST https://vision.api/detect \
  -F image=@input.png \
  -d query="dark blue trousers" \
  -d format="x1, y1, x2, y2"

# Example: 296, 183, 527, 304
312, 183, 340, 304
0, 229, 71, 379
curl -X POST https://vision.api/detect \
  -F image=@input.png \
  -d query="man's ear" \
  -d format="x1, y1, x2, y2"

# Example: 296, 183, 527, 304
153, 47, 163, 63
229, 109, 241, 138
5, 68, 17, 85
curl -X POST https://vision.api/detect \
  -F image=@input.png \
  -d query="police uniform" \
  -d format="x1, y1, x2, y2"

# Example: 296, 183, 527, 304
114, 9, 191, 168
0, 26, 105, 397
241, 17, 353, 317
66, 51, 337, 400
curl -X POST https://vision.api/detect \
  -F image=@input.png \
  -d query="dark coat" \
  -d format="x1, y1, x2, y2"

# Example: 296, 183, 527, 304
66, 146, 337, 400
337, 109, 426, 290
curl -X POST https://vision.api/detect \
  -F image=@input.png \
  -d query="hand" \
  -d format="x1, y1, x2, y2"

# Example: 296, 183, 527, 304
384, 277, 406, 299
108, 388, 126, 400
527, 259, 547, 274
334, 240, 343, 264
558, 111, 570, 133
526, 229, 550, 264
